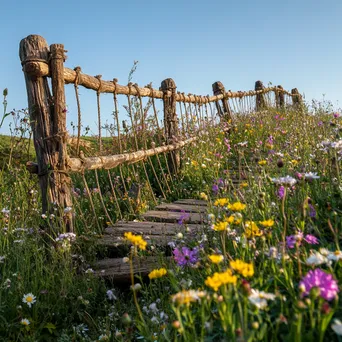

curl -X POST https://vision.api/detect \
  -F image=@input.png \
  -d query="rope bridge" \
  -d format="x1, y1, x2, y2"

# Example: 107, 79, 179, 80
19, 35, 302, 234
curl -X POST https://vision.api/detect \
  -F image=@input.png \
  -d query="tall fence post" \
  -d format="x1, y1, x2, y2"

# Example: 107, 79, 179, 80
212, 81, 232, 123
255, 80, 266, 111
50, 43, 73, 231
160, 78, 180, 174
275, 85, 285, 109
291, 88, 302, 107
19, 35, 73, 232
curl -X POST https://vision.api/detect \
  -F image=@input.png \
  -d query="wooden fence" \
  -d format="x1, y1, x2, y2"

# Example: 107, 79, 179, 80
19, 34, 302, 232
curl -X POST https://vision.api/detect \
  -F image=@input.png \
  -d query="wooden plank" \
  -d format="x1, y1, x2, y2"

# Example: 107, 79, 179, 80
142, 210, 206, 224
174, 199, 208, 206
104, 221, 201, 235
98, 234, 173, 247
95, 256, 170, 281
155, 203, 207, 213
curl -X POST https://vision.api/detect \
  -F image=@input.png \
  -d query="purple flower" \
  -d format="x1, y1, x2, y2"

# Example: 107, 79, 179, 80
173, 247, 199, 267
212, 184, 219, 193
178, 212, 190, 225
304, 234, 319, 245
299, 269, 339, 301
333, 112, 340, 118
277, 186, 285, 199
286, 232, 303, 249
318, 121, 323, 127
308, 204, 317, 218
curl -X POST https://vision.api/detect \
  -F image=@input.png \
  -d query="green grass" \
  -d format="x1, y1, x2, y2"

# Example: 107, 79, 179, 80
0, 102, 342, 341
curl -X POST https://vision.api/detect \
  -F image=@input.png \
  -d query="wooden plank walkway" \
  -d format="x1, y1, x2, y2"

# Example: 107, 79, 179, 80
94, 199, 208, 282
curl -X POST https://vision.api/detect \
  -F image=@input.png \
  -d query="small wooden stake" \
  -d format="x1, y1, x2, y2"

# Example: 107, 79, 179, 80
291, 88, 302, 107
275, 85, 285, 109
212, 81, 232, 123
160, 78, 180, 174
255, 80, 266, 111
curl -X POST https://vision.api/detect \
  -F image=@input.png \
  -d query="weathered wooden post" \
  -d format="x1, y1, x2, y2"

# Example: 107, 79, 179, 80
275, 85, 285, 109
255, 80, 266, 111
291, 88, 302, 107
212, 81, 232, 122
160, 78, 180, 174
20, 35, 73, 231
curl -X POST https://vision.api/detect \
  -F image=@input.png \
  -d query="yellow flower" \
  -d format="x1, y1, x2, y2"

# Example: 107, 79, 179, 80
228, 202, 246, 211
205, 269, 237, 291
244, 221, 262, 238
258, 160, 267, 166
148, 268, 167, 280
191, 160, 198, 167
208, 254, 224, 264
291, 159, 299, 166
200, 192, 208, 201
230, 260, 254, 277
259, 219, 274, 227
212, 221, 228, 231
214, 198, 229, 207
124, 232, 147, 250
225, 214, 242, 225
171, 290, 207, 306
240, 182, 248, 188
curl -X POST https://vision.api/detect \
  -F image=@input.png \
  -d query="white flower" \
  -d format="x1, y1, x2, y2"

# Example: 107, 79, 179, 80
332, 319, 342, 335
106, 290, 117, 301
1, 208, 10, 215
304, 172, 320, 180
306, 251, 327, 266
0, 256, 5, 263
271, 176, 297, 186
149, 303, 158, 313
85, 268, 94, 274
22, 293, 36, 308
122, 257, 129, 263
328, 250, 342, 261
98, 334, 110, 341
64, 206, 73, 214
176, 232, 183, 239
20, 318, 30, 326
248, 289, 276, 310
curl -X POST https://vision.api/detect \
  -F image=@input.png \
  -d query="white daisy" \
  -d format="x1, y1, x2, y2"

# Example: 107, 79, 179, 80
22, 293, 36, 308
332, 319, 342, 335
20, 318, 30, 326
306, 251, 327, 266
248, 289, 276, 310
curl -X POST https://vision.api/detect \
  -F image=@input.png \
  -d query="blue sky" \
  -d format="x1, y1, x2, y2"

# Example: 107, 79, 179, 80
1, 0, 341, 134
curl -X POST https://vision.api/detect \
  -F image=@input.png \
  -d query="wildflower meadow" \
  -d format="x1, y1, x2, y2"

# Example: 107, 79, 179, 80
0, 87, 342, 342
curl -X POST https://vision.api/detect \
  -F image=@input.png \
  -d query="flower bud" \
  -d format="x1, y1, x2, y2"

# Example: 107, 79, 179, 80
122, 313, 132, 325
172, 321, 181, 329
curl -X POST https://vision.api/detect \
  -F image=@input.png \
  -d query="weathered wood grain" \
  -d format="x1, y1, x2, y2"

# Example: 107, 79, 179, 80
155, 203, 207, 213
174, 199, 208, 206
142, 210, 206, 224
95, 256, 171, 281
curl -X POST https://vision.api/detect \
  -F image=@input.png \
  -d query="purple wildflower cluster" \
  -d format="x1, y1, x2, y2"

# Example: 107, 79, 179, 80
299, 269, 339, 301
286, 232, 319, 249
173, 247, 199, 267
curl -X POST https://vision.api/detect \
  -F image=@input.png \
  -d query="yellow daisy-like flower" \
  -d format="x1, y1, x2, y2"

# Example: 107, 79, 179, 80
291, 159, 299, 166
228, 202, 246, 211
259, 219, 274, 227
212, 221, 228, 232
208, 254, 224, 264
148, 268, 167, 280
240, 182, 248, 188
230, 259, 254, 277
191, 160, 198, 167
199, 192, 208, 201
205, 269, 237, 291
214, 198, 229, 207
124, 232, 147, 250
225, 214, 242, 225
258, 160, 267, 166
244, 221, 262, 238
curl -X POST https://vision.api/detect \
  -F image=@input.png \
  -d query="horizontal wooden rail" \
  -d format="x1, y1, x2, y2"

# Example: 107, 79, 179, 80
22, 60, 295, 104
